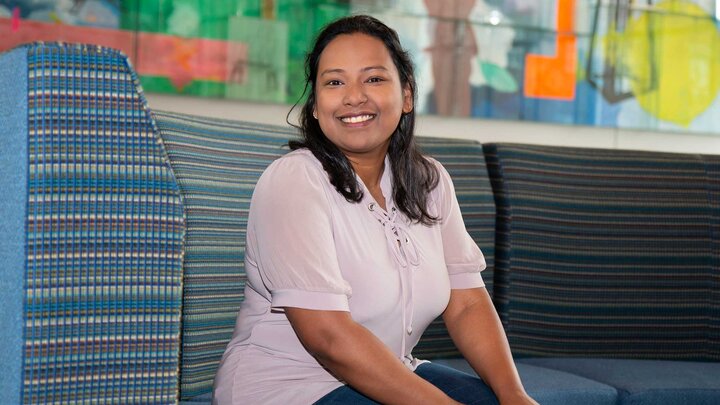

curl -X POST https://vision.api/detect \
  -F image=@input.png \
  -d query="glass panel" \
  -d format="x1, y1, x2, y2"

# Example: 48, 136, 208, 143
0, 0, 718, 134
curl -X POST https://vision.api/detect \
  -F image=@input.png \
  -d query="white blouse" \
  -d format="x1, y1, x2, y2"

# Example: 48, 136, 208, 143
212, 148, 486, 404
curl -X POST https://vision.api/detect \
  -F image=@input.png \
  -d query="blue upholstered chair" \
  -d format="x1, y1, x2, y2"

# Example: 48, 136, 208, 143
0, 42, 185, 404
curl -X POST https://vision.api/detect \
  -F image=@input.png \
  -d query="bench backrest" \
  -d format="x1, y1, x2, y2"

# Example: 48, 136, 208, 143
485, 143, 720, 361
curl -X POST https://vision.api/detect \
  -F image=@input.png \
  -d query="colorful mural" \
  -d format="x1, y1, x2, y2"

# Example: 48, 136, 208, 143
0, 0, 120, 27
604, 0, 720, 130
374, 0, 720, 134
0, 0, 719, 134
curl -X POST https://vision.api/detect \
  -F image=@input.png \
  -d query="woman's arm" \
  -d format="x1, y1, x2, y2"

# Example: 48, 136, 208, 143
442, 288, 538, 405
285, 307, 460, 405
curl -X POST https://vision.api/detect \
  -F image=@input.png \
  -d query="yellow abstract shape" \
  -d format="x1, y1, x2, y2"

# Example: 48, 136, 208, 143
619, 0, 720, 126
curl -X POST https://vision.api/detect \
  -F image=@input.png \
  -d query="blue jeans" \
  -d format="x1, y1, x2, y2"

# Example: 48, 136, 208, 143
314, 362, 499, 404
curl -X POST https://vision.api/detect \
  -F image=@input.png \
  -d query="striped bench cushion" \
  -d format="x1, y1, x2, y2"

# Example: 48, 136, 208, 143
703, 155, 720, 359
153, 111, 496, 398
153, 112, 296, 400
485, 143, 717, 361
1, 42, 185, 404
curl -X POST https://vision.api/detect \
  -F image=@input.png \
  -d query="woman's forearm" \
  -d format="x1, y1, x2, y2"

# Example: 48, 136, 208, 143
286, 308, 459, 405
442, 288, 535, 403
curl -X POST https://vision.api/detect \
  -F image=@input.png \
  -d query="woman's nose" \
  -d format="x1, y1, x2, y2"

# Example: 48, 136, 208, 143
343, 82, 368, 106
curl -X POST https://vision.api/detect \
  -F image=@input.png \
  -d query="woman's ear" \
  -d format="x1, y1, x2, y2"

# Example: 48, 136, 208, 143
402, 84, 413, 114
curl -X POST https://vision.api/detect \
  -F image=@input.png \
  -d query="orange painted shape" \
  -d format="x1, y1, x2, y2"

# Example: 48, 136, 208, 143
0, 17, 248, 89
524, 0, 577, 100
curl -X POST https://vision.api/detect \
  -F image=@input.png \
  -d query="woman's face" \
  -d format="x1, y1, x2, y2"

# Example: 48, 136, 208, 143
314, 33, 413, 160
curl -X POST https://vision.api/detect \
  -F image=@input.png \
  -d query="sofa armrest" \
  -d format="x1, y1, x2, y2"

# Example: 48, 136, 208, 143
0, 42, 185, 404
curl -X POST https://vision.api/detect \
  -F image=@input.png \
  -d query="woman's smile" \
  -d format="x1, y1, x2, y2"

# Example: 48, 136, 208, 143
339, 113, 376, 125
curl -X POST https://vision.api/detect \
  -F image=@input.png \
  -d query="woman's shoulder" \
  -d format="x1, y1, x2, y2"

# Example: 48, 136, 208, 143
255, 148, 329, 196
263, 148, 325, 178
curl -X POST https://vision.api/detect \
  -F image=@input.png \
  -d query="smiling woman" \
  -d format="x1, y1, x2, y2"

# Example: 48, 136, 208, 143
313, 32, 413, 210
211, 15, 538, 405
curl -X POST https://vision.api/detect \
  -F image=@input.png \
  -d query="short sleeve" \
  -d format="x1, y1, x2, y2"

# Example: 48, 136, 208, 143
248, 153, 351, 311
432, 159, 486, 289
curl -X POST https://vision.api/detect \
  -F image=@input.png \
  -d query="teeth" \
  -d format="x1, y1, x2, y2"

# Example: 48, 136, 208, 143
341, 114, 374, 124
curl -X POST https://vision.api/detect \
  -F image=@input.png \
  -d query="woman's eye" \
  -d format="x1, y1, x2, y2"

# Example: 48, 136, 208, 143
326, 80, 342, 86
367, 77, 384, 83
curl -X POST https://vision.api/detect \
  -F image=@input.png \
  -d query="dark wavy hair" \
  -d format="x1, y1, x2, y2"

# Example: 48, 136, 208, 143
288, 15, 439, 225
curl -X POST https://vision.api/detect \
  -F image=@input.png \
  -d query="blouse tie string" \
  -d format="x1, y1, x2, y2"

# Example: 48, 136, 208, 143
368, 203, 420, 360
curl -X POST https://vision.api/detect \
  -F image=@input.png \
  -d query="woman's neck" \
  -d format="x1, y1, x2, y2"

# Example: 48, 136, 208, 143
343, 141, 390, 190
351, 156, 384, 189
347, 152, 387, 210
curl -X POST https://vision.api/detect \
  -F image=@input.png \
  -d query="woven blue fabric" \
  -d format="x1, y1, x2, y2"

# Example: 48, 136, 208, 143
703, 155, 720, 359
485, 143, 716, 360
154, 110, 296, 399
519, 358, 720, 405
433, 359, 618, 405
0, 47, 28, 405
18, 42, 185, 404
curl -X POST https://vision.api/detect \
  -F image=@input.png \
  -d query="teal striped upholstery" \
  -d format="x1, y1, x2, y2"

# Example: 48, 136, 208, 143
14, 43, 185, 403
704, 155, 720, 359
153, 111, 295, 400
485, 143, 718, 361
414, 137, 495, 359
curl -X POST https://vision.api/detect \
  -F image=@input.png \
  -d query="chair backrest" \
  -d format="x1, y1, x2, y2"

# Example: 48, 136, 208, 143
0, 42, 185, 404
485, 143, 719, 361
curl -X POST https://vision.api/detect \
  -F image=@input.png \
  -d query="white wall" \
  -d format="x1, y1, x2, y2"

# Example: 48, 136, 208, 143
147, 94, 720, 155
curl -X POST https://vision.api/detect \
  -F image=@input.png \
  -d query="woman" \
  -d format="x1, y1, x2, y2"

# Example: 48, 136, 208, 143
213, 15, 537, 405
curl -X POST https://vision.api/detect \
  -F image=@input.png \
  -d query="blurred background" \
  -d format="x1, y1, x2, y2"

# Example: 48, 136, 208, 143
1, 0, 719, 138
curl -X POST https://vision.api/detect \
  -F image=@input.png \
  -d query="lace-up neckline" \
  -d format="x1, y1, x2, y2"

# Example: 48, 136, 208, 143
360, 157, 421, 360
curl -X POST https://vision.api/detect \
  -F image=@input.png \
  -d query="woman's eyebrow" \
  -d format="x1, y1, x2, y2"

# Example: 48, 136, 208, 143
319, 68, 345, 76
361, 65, 389, 72
319, 66, 389, 76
